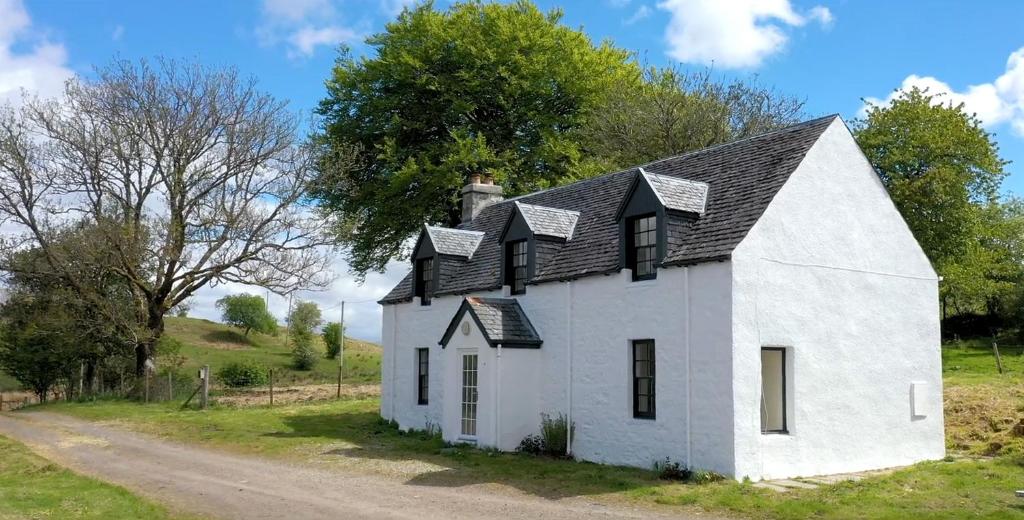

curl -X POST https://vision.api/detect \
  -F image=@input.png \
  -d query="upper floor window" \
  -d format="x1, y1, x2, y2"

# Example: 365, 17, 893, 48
628, 214, 657, 281
505, 240, 528, 294
416, 257, 434, 305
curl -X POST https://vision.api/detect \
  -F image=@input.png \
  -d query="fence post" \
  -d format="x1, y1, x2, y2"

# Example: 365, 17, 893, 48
993, 340, 1004, 374
145, 370, 150, 403
1, 393, 4, 412
269, 369, 274, 407
168, 371, 174, 401
200, 365, 210, 409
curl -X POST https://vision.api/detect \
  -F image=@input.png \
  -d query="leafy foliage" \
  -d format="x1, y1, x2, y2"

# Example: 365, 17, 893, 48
312, 0, 639, 277
539, 413, 574, 457
580, 66, 805, 172
216, 294, 277, 337
288, 302, 323, 371
217, 361, 269, 388
322, 322, 344, 359
854, 87, 1024, 324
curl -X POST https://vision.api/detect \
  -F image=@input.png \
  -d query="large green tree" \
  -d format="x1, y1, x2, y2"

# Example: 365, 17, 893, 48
313, 0, 639, 277
854, 87, 1023, 319
580, 67, 805, 172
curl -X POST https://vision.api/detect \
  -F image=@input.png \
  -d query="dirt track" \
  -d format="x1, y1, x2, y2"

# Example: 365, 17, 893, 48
0, 411, 718, 520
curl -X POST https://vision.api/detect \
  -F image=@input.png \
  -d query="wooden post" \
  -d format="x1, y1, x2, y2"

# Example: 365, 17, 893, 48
200, 365, 210, 409
269, 369, 274, 407
78, 361, 84, 399
1, 393, 4, 412
993, 340, 1004, 374
145, 369, 150, 403
168, 371, 174, 401
337, 301, 345, 399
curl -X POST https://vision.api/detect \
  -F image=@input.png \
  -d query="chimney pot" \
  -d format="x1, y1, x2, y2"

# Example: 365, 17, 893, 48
461, 174, 503, 223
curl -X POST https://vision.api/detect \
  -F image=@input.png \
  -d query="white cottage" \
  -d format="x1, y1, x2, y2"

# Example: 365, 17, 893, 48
378, 115, 945, 481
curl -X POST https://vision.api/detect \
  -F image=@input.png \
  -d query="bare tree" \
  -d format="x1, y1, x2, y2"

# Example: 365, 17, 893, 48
0, 58, 335, 375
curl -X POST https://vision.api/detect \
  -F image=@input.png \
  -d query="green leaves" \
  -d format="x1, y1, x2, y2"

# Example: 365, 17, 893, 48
854, 87, 1022, 320
216, 294, 277, 337
312, 0, 639, 277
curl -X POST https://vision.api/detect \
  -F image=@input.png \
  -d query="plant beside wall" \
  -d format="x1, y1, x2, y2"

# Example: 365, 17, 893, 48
516, 413, 575, 457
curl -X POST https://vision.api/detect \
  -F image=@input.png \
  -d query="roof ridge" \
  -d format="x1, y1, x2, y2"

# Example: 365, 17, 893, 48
479, 114, 839, 213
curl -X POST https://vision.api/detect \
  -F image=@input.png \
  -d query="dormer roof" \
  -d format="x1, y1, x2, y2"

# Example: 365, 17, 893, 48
504, 201, 580, 241
639, 168, 708, 215
422, 225, 485, 258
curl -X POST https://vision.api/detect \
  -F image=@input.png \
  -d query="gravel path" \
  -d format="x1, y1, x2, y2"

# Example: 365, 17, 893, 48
0, 411, 720, 520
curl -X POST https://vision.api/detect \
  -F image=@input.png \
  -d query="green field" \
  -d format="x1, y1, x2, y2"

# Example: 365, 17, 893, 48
0, 435, 195, 519
40, 343, 1024, 520
163, 316, 382, 387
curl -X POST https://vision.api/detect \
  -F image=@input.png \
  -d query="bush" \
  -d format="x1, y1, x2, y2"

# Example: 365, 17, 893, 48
655, 458, 692, 481
217, 361, 269, 388
539, 413, 574, 457
653, 458, 724, 483
322, 322, 343, 359
516, 434, 545, 455
291, 334, 318, 371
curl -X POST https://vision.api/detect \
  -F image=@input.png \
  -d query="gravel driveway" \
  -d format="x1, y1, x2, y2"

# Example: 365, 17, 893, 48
0, 411, 720, 520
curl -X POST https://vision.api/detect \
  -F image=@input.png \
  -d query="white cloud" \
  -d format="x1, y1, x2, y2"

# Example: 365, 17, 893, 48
257, 0, 359, 59
656, 0, 832, 68
287, 25, 356, 58
111, 24, 125, 41
625, 5, 652, 25
0, 0, 74, 104
380, 0, 418, 16
862, 47, 1024, 135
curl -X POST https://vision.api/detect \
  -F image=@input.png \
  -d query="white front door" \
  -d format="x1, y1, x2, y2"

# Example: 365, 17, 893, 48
460, 353, 479, 437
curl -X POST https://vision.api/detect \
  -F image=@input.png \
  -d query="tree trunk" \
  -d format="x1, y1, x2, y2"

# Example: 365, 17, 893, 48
136, 307, 166, 377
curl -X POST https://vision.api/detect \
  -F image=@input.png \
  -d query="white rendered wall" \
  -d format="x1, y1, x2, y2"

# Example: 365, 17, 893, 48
730, 118, 944, 480
382, 261, 735, 474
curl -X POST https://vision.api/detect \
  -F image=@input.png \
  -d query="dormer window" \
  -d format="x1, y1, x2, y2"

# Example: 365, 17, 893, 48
628, 214, 657, 281
615, 168, 709, 283
416, 257, 434, 305
505, 240, 528, 294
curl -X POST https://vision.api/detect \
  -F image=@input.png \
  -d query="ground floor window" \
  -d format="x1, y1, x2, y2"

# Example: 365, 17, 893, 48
760, 347, 787, 433
416, 348, 429, 405
461, 353, 478, 436
632, 339, 655, 419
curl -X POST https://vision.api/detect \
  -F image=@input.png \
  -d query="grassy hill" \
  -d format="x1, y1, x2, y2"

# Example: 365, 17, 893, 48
163, 316, 381, 387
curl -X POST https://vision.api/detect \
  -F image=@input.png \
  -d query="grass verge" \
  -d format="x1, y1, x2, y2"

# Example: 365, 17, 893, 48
42, 396, 1024, 519
0, 434, 195, 519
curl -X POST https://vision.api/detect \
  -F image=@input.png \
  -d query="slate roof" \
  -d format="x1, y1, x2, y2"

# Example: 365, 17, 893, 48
439, 297, 543, 347
515, 202, 580, 239
382, 115, 838, 304
424, 226, 485, 258
640, 169, 708, 215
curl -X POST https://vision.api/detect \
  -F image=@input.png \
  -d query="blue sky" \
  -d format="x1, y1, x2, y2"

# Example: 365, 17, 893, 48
3, 0, 1024, 340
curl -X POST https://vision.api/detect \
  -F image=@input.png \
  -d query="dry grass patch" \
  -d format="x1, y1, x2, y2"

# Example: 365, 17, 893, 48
217, 383, 380, 407
944, 381, 1024, 457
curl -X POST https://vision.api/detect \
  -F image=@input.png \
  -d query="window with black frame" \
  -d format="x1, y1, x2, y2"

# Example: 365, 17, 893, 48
416, 348, 429, 405
506, 240, 528, 294
632, 339, 655, 419
416, 257, 434, 305
629, 214, 657, 281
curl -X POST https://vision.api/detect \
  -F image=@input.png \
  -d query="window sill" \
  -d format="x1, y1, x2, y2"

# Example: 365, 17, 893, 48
626, 278, 658, 289
761, 430, 790, 436
632, 415, 656, 421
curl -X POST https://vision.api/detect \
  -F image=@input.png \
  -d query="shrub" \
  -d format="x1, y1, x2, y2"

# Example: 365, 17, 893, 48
655, 458, 692, 481
322, 322, 343, 359
217, 361, 269, 388
516, 434, 545, 455
539, 413, 574, 457
291, 333, 318, 371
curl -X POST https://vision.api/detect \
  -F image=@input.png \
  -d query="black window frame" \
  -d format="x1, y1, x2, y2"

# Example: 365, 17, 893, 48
627, 214, 658, 281
416, 348, 429, 405
415, 257, 434, 305
632, 339, 656, 420
505, 239, 529, 295
760, 347, 788, 434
